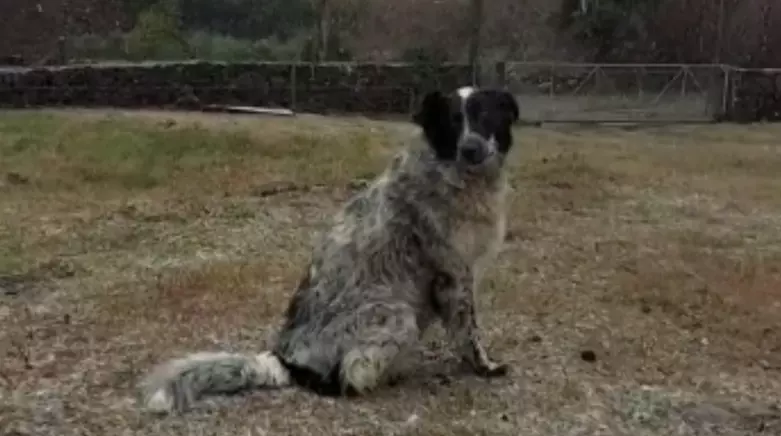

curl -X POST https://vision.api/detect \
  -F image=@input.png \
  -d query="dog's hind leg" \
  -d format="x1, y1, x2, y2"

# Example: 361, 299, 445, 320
338, 302, 420, 395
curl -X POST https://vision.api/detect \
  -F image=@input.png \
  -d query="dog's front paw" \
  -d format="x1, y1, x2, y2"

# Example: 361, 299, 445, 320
474, 361, 510, 378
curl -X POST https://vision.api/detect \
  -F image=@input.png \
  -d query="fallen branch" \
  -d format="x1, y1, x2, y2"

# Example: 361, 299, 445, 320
201, 105, 295, 117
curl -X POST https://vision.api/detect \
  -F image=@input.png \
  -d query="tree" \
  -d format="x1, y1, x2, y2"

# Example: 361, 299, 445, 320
560, 0, 659, 61
126, 0, 194, 60
346, 0, 467, 61
123, 0, 315, 41
306, 0, 364, 61
467, 0, 484, 84
179, 0, 314, 40
311, 0, 330, 61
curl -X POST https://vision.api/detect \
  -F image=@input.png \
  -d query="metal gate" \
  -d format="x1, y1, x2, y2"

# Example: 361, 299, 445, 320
501, 62, 729, 123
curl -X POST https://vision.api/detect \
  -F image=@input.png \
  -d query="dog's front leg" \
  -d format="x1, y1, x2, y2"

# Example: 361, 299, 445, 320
430, 272, 508, 377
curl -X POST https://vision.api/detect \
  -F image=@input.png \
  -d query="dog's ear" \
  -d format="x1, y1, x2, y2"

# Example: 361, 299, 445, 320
413, 90, 457, 160
497, 90, 520, 123
413, 90, 448, 128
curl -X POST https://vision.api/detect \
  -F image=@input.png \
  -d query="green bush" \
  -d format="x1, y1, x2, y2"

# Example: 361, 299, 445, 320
187, 31, 309, 62
126, 0, 193, 61
66, 29, 311, 63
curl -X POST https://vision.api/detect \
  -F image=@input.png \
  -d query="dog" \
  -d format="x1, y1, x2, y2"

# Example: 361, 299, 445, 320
138, 85, 521, 414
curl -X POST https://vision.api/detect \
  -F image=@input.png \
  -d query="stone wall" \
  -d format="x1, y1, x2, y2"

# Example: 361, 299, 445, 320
0, 61, 473, 115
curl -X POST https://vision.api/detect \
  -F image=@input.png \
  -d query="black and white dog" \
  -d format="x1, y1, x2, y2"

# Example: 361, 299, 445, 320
138, 86, 521, 414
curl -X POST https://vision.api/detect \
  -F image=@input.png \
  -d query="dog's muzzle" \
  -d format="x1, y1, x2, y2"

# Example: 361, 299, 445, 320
459, 134, 494, 165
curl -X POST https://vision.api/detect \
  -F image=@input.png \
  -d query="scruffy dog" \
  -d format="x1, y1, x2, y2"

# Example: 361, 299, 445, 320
139, 86, 520, 414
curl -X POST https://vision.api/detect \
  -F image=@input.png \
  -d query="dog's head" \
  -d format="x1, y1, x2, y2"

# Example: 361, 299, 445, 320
413, 86, 519, 176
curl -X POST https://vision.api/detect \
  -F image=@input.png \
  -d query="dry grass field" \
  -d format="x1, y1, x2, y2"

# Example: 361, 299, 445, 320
1, 109, 780, 435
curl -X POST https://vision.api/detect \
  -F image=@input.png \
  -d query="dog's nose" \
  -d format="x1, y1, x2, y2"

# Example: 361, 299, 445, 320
460, 139, 487, 164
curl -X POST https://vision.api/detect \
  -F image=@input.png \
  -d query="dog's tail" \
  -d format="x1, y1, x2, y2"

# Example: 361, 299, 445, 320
138, 351, 292, 414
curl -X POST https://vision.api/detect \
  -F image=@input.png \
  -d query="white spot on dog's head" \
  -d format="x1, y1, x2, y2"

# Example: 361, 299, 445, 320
456, 87, 475, 135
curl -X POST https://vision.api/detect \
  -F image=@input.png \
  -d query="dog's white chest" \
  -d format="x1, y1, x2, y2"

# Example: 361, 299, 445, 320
452, 182, 508, 268
456, 215, 505, 263
454, 208, 506, 265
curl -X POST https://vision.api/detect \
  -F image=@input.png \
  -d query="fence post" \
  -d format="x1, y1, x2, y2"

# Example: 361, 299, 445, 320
495, 61, 507, 89
57, 36, 67, 65
467, 0, 484, 87
720, 65, 730, 119
290, 63, 297, 112
408, 88, 417, 116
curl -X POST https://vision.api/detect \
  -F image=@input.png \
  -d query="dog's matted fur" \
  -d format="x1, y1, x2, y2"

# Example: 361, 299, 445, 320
138, 86, 521, 414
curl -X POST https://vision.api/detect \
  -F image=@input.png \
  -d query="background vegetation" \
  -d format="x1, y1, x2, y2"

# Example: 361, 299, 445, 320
2, 0, 780, 66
